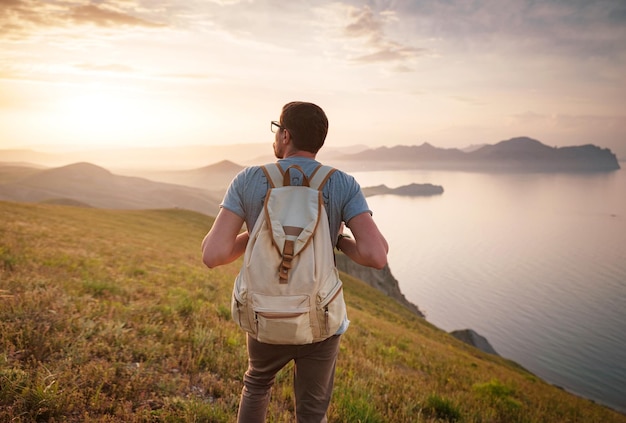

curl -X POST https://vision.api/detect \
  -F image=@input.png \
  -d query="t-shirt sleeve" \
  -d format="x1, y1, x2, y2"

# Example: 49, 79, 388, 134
342, 176, 371, 224
324, 171, 371, 239
220, 168, 247, 219
220, 166, 268, 230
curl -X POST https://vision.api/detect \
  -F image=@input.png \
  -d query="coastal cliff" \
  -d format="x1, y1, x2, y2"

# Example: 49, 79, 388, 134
336, 254, 502, 357
335, 252, 424, 318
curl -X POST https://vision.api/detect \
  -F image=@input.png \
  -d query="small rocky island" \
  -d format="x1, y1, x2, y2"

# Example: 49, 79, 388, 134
362, 183, 444, 197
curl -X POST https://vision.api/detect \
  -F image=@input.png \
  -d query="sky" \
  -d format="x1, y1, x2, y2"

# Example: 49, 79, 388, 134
1, 0, 625, 158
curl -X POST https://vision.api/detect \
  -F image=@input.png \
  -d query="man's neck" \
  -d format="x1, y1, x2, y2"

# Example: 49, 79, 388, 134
282, 150, 316, 159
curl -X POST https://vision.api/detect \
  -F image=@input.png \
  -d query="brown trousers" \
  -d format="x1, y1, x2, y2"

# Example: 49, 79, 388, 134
237, 334, 342, 423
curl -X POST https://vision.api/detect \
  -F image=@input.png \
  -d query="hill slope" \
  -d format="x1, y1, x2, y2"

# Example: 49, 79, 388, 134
116, 159, 245, 191
1, 201, 624, 422
0, 162, 222, 216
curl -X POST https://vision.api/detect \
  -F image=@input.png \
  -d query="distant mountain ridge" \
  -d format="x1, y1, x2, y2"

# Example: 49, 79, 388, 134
1, 137, 620, 173
0, 162, 222, 215
1, 137, 620, 215
334, 137, 620, 172
120, 160, 245, 190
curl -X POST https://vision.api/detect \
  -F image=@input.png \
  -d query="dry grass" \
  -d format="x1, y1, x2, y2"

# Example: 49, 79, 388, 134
1, 201, 624, 422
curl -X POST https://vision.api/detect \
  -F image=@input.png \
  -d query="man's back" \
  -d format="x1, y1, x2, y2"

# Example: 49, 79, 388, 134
221, 156, 370, 247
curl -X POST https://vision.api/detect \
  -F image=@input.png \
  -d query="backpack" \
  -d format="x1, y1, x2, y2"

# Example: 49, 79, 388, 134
231, 163, 347, 345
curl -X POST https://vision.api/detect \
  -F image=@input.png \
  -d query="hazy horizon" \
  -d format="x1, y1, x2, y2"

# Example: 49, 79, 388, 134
2, 138, 624, 173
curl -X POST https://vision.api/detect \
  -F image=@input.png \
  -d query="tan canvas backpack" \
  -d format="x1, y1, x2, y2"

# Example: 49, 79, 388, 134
231, 163, 347, 344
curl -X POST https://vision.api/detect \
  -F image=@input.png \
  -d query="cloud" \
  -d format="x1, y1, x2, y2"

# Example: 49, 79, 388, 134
74, 62, 135, 72
396, 0, 626, 59
0, 0, 165, 40
511, 111, 626, 130
451, 96, 487, 106
344, 5, 384, 38
340, 5, 428, 67
68, 4, 165, 28
157, 73, 219, 80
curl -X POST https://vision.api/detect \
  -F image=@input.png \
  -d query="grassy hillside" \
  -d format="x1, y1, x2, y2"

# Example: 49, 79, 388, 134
1, 201, 624, 422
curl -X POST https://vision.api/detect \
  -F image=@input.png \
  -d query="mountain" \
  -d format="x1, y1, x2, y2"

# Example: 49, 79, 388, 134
334, 137, 620, 172
3, 138, 619, 173
0, 162, 221, 215
0, 163, 45, 183
469, 137, 621, 171
0, 144, 272, 169
0, 161, 443, 213
118, 160, 244, 190
338, 142, 465, 164
0, 144, 361, 171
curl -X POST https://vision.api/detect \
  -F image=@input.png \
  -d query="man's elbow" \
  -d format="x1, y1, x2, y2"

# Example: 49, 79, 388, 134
202, 249, 222, 269
370, 255, 388, 270
202, 256, 216, 269
203, 257, 217, 269
362, 248, 388, 270
369, 240, 389, 270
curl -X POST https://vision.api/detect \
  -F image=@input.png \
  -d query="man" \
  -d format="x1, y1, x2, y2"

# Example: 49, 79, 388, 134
202, 101, 388, 422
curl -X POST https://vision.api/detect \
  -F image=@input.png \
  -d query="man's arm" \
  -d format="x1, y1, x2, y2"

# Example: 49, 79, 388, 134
337, 212, 388, 270
201, 208, 249, 268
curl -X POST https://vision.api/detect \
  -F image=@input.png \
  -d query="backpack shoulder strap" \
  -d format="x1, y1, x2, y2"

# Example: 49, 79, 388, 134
309, 165, 336, 191
261, 163, 284, 188
263, 163, 318, 187
262, 163, 334, 189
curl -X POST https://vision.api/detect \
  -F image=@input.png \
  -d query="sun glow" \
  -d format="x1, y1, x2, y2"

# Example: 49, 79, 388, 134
39, 81, 227, 149
55, 87, 155, 145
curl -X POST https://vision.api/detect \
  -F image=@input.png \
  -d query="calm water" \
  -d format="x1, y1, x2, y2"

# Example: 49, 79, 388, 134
350, 167, 626, 413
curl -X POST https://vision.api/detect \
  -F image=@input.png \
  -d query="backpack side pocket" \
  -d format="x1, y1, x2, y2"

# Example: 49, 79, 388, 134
316, 271, 346, 339
231, 276, 254, 335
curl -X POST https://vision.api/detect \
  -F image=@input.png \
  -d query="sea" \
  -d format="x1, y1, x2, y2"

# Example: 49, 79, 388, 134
348, 166, 626, 414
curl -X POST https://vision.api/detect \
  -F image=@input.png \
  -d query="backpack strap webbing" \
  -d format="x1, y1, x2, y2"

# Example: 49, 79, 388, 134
282, 165, 310, 187
279, 239, 294, 283
262, 163, 336, 190
309, 165, 336, 190
261, 164, 284, 188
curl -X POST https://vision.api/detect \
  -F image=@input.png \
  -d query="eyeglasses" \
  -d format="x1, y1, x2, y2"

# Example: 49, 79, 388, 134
271, 120, 285, 133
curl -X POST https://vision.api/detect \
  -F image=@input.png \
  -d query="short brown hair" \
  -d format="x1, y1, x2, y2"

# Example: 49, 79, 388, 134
280, 102, 328, 154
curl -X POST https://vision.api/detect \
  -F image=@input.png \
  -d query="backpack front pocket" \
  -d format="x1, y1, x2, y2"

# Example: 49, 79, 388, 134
252, 293, 313, 344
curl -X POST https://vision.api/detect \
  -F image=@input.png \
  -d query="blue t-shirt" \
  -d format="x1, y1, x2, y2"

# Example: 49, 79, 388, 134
221, 157, 371, 244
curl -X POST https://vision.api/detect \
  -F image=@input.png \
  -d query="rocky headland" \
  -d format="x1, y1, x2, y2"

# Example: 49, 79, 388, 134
335, 253, 424, 318
450, 329, 499, 355
333, 137, 621, 173
336, 253, 502, 357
